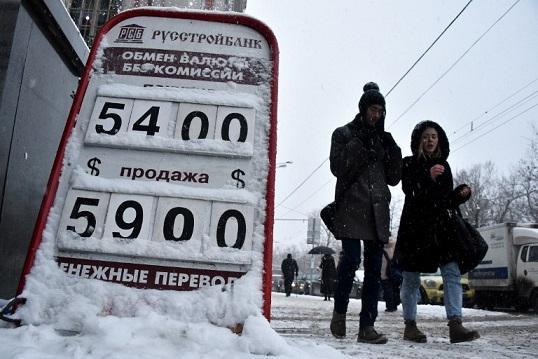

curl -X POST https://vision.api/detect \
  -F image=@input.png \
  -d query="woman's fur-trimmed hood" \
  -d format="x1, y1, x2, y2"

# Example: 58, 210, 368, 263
410, 120, 450, 160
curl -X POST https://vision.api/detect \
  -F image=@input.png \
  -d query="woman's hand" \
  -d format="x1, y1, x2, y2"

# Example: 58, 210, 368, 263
430, 164, 445, 180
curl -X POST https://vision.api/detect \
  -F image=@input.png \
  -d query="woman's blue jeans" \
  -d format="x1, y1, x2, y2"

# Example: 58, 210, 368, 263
334, 239, 383, 328
401, 261, 462, 320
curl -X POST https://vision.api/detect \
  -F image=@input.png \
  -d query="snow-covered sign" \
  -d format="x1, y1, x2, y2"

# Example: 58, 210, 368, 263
17, 9, 278, 320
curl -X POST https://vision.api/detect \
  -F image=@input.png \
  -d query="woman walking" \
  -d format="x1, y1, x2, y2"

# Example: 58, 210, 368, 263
394, 120, 480, 344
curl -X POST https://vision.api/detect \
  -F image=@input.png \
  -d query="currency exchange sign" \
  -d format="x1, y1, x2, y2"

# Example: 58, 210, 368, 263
18, 9, 278, 318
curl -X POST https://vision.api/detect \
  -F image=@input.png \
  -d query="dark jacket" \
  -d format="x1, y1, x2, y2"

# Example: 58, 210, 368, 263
394, 121, 470, 273
319, 254, 337, 282
281, 257, 299, 279
329, 113, 402, 242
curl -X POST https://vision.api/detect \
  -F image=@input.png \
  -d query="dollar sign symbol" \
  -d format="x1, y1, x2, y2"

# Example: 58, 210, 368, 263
231, 169, 245, 188
87, 157, 101, 176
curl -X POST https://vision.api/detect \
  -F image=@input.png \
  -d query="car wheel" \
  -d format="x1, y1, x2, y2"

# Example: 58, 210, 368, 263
531, 290, 538, 313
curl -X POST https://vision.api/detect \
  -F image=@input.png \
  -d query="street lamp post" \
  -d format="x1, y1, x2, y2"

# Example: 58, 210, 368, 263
276, 160, 293, 168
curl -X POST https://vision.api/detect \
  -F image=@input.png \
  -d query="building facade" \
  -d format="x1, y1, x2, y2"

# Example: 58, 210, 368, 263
63, 0, 247, 46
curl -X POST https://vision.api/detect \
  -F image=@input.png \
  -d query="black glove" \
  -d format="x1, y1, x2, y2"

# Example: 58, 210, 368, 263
454, 184, 471, 201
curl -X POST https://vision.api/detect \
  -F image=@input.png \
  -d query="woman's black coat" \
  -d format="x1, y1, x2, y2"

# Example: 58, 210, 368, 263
394, 121, 469, 273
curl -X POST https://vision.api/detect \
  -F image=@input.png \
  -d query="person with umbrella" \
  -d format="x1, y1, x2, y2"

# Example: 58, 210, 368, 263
319, 253, 337, 301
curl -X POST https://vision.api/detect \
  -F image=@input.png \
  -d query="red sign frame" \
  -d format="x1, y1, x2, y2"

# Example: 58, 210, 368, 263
17, 9, 279, 320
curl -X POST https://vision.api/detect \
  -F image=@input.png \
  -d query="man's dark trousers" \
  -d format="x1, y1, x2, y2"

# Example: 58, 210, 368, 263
334, 239, 383, 328
284, 277, 293, 296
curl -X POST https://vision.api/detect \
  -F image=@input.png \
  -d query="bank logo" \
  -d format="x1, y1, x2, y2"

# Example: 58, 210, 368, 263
115, 24, 145, 43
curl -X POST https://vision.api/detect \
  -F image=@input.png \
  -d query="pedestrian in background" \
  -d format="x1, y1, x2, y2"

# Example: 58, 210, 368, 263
281, 253, 299, 297
328, 82, 402, 344
394, 120, 480, 344
319, 253, 337, 301
381, 239, 401, 312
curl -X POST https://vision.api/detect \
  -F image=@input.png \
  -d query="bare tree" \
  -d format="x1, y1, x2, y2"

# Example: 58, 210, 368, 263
514, 126, 538, 221
453, 126, 538, 226
489, 173, 523, 223
454, 161, 497, 227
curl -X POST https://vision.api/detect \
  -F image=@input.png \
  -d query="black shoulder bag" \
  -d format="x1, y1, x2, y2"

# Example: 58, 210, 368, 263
320, 177, 353, 236
320, 202, 337, 235
451, 207, 489, 275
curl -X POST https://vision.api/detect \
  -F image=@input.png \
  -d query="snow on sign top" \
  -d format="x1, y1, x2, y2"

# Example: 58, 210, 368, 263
17, 9, 279, 327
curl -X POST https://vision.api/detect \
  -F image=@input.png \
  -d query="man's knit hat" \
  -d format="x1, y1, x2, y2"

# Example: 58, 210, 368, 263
358, 82, 386, 114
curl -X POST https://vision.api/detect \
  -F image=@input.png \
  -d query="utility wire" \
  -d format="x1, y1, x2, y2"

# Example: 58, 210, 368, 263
273, 2, 470, 209
453, 102, 538, 152
385, 0, 473, 98
275, 0, 522, 211
279, 177, 335, 218
276, 158, 329, 208
290, 178, 335, 210
274, 218, 308, 222
452, 90, 538, 143
277, 205, 309, 218
388, 0, 521, 129
449, 77, 538, 137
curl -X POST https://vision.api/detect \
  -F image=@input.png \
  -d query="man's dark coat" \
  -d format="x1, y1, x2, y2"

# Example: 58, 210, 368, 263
330, 113, 402, 242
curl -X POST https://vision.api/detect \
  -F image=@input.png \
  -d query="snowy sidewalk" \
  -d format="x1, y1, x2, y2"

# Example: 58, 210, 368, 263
271, 292, 538, 358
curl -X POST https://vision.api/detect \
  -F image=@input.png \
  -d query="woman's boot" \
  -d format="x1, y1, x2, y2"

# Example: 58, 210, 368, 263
448, 317, 480, 343
403, 320, 427, 343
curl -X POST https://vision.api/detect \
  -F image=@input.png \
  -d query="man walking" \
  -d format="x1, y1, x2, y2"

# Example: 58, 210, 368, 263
281, 253, 299, 297
328, 82, 402, 344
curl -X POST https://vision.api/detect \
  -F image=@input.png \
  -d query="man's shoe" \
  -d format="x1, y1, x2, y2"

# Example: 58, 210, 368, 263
448, 317, 480, 343
330, 311, 346, 338
385, 307, 397, 312
357, 326, 388, 344
403, 320, 427, 343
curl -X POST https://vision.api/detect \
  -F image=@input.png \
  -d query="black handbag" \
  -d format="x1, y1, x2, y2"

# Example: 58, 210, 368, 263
320, 201, 337, 235
321, 166, 355, 236
451, 208, 488, 275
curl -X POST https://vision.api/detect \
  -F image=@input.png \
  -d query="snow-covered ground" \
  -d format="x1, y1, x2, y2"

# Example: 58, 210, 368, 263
1, 293, 537, 358
271, 293, 538, 358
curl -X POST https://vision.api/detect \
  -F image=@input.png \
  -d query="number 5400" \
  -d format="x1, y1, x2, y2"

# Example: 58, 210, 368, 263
86, 97, 254, 145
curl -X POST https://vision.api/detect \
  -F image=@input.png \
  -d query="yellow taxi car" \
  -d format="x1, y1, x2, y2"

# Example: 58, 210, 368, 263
419, 272, 475, 308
